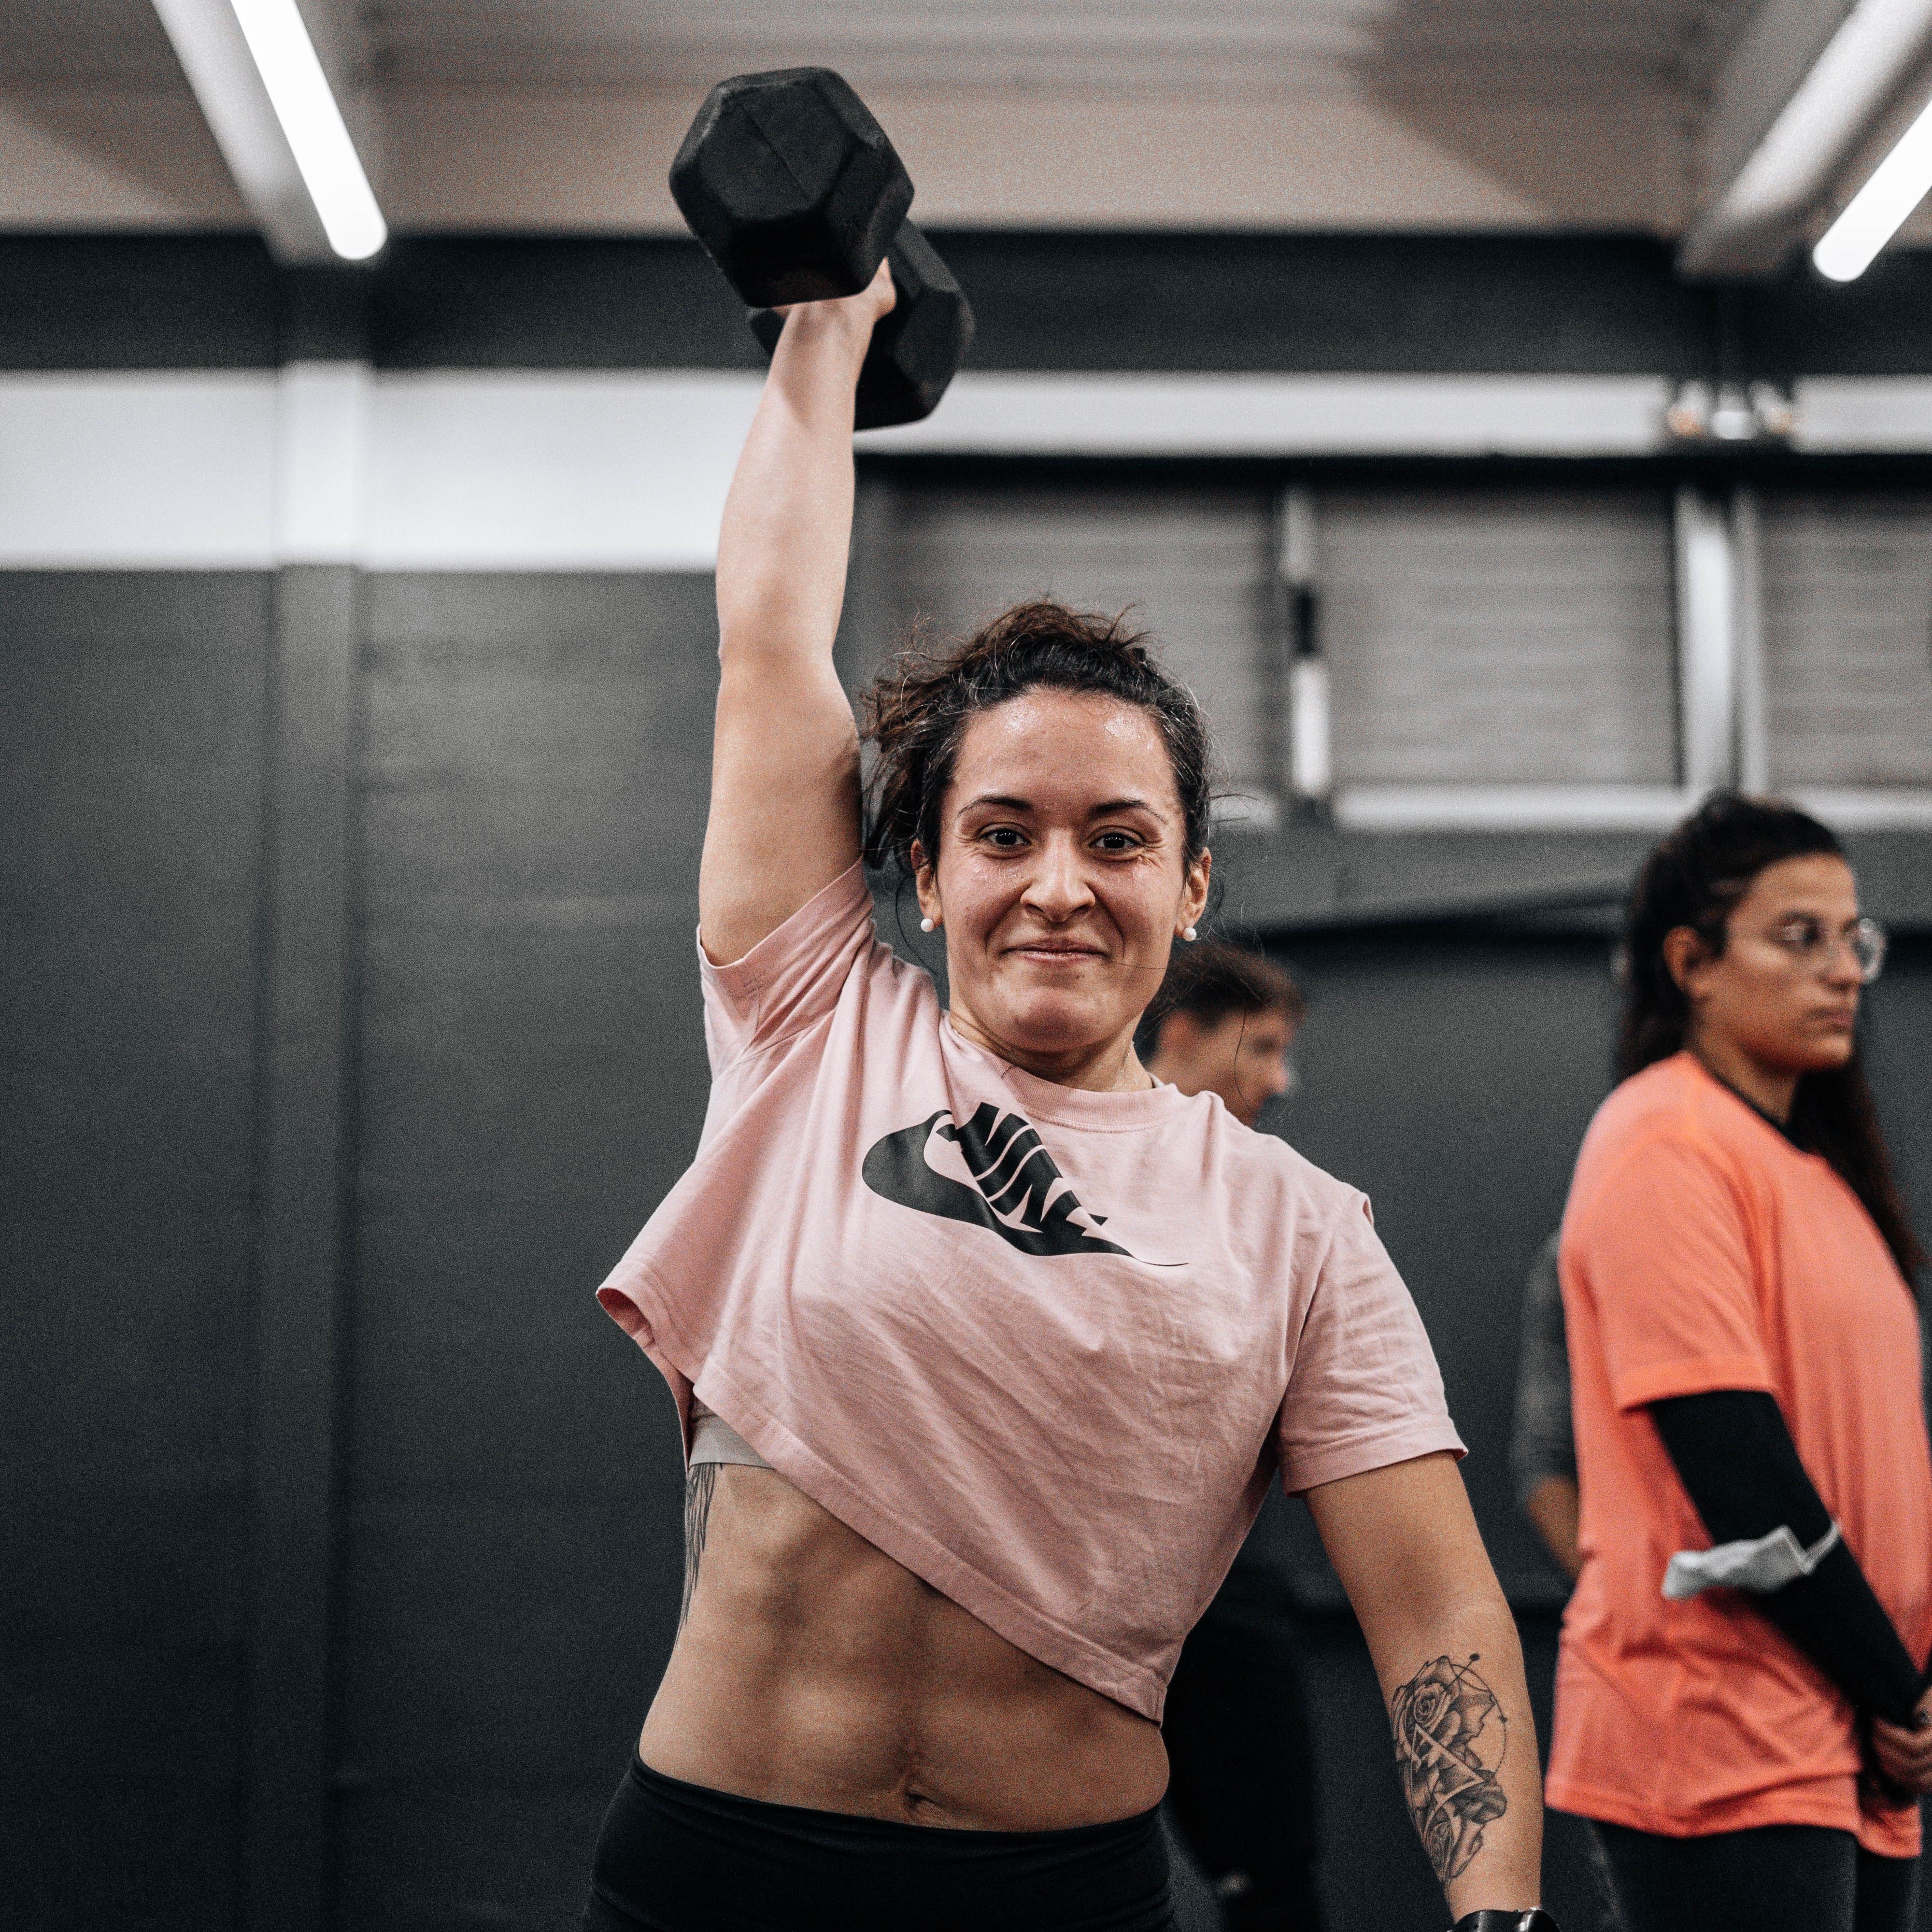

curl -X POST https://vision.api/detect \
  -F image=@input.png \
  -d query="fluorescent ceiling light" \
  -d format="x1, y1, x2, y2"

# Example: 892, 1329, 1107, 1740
1679, 0, 1932, 278
227, 0, 386, 261
1814, 90, 1932, 280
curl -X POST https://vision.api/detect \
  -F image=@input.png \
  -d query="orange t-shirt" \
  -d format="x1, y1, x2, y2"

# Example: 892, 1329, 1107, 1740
1546, 1052, 1931, 1856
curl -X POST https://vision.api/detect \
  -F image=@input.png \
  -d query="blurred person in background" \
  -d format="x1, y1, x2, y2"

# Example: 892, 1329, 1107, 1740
1511, 1232, 1580, 1585
1144, 945, 1324, 1930
1144, 943, 1303, 1136
1547, 793, 1932, 1932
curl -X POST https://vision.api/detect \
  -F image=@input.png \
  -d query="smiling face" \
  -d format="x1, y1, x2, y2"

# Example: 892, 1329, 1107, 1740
1667, 853, 1866, 1097
912, 687, 1210, 1090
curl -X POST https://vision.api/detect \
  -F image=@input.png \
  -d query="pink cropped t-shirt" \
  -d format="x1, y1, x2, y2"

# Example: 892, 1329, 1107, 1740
597, 865, 1463, 1719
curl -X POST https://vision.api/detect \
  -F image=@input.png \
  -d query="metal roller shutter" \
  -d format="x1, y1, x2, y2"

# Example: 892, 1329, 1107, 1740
869, 474, 1276, 798
1760, 493, 1932, 788
868, 472, 1682, 800
1317, 485, 1678, 785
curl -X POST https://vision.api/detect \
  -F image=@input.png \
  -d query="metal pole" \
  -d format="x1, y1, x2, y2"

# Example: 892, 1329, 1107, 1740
1730, 484, 1770, 793
1674, 483, 1738, 796
1275, 483, 1331, 820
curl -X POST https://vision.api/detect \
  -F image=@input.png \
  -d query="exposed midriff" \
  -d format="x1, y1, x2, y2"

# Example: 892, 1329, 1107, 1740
639, 1463, 1170, 1831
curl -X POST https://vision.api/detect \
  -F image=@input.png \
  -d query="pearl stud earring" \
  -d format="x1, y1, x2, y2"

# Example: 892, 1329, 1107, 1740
1182, 925, 1198, 941
920, 917, 936, 933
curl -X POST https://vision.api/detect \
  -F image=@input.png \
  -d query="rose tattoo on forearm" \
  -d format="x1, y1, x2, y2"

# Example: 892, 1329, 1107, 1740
1390, 1653, 1509, 1885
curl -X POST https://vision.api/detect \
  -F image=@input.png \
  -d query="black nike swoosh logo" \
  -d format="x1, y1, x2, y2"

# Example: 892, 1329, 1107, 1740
862, 1103, 1137, 1259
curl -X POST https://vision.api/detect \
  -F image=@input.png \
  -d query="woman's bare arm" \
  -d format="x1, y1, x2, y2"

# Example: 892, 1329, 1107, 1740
1306, 1452, 1544, 1921
698, 265, 894, 966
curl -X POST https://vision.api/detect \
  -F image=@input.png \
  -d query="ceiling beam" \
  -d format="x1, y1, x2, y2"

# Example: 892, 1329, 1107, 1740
1680, 0, 1932, 277
151, 0, 384, 263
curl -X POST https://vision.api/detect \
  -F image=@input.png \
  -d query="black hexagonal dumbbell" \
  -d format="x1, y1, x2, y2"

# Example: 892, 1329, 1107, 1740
669, 67, 974, 429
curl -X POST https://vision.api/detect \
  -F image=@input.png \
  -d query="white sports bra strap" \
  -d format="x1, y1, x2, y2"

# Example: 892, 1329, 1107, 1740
689, 1397, 772, 1470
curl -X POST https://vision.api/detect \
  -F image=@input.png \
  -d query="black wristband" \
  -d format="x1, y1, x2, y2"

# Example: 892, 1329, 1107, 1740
1450, 1914, 1561, 1932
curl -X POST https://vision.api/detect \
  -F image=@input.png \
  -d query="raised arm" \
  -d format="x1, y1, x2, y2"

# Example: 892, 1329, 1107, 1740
1307, 1452, 1545, 1924
698, 265, 894, 966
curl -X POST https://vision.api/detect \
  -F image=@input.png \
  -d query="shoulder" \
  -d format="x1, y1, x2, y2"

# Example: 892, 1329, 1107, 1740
701, 861, 874, 983
1208, 1111, 1381, 1247
1587, 1053, 1701, 1139
1575, 1055, 1741, 1190
1565, 1063, 1771, 1277
701, 862, 939, 1069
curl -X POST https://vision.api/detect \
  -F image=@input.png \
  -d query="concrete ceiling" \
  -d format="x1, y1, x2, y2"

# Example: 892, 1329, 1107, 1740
5, 0, 1763, 93
2, 0, 1926, 253
354, 0, 1762, 90
0, 0, 178, 85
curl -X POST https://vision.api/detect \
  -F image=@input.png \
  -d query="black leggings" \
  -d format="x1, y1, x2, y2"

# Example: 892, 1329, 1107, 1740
1592, 1820, 1920, 1932
582, 1753, 1176, 1932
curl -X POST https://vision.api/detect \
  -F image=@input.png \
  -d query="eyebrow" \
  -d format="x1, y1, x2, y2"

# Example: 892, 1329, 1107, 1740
958, 793, 1162, 818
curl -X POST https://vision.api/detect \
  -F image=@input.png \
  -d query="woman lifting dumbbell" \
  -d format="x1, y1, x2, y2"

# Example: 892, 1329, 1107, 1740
580, 68, 1557, 1932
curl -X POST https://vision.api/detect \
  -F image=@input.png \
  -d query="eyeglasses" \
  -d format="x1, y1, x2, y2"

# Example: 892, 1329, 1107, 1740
1762, 914, 1888, 984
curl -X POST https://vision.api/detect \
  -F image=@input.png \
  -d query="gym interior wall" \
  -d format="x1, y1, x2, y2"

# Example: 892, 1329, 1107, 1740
5, 229, 1932, 1932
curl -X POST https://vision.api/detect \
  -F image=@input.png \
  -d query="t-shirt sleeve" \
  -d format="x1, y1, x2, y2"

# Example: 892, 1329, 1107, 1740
697, 863, 878, 1074
1568, 1131, 1774, 1411
1277, 1192, 1466, 1494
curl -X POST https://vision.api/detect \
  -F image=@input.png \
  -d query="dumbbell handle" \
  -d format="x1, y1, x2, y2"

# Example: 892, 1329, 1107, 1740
747, 217, 972, 432
745, 213, 929, 335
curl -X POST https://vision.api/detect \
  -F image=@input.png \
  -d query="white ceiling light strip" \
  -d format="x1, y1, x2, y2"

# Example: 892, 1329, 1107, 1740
1814, 88, 1932, 279
152, 0, 385, 262
226, 0, 385, 261
1680, 0, 1932, 277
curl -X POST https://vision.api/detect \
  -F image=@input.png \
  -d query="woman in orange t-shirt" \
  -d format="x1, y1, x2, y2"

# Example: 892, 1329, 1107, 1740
1548, 794, 1931, 1932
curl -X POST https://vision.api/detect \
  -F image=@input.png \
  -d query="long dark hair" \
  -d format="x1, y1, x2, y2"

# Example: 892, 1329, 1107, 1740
860, 599, 1217, 875
1620, 792, 1922, 1281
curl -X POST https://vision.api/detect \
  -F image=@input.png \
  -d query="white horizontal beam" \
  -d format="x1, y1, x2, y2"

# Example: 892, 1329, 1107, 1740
1333, 785, 1932, 832
362, 372, 759, 569
274, 361, 369, 561
10, 369, 1932, 573
1792, 374, 1932, 446
0, 369, 762, 570
0, 372, 279, 567
1787, 787, 1932, 827
1334, 787, 1699, 832
856, 373, 1675, 458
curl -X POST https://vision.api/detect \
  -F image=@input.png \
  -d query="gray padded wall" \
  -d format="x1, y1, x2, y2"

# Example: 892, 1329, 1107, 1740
6, 548, 1931, 1932
1, 571, 271, 1929
0, 567, 720, 1932
337, 573, 715, 1927
1258, 930, 1623, 1608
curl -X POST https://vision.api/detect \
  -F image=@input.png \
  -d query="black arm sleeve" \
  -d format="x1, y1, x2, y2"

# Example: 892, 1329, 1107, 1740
1649, 1389, 1922, 1728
